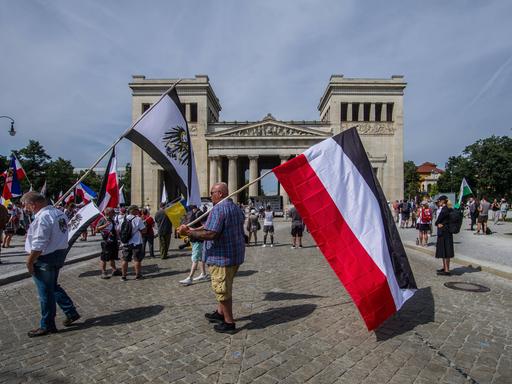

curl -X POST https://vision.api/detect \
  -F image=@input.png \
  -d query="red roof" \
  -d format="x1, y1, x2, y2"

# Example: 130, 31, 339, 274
417, 162, 444, 174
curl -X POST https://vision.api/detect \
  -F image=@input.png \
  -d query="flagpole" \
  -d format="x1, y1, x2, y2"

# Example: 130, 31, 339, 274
186, 169, 274, 227
55, 79, 184, 207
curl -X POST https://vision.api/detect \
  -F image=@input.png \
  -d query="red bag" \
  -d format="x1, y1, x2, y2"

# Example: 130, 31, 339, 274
420, 208, 432, 223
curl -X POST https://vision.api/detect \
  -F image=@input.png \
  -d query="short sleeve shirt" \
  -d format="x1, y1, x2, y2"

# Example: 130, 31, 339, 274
204, 199, 245, 267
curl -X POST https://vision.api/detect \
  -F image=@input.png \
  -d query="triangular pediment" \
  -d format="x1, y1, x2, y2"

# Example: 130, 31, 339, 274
209, 119, 329, 138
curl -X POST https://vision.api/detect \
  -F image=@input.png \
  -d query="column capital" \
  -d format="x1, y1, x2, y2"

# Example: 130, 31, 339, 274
279, 155, 290, 161
248, 155, 259, 160
208, 155, 221, 160
227, 155, 238, 160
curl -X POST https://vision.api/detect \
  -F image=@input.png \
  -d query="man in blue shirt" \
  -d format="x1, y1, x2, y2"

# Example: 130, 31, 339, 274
178, 182, 245, 334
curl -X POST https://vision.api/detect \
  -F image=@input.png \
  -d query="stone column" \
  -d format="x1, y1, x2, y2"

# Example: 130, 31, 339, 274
279, 156, 289, 206
381, 103, 387, 122
347, 103, 353, 122
248, 155, 259, 198
358, 103, 364, 122
185, 103, 191, 122
370, 103, 376, 121
228, 155, 238, 202
209, 156, 218, 190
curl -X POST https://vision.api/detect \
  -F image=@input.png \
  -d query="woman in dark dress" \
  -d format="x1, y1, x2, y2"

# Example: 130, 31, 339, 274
435, 195, 454, 275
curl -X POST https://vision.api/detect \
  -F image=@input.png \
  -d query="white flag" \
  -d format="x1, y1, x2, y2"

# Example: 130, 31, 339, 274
161, 184, 168, 204
40, 181, 47, 196
119, 185, 126, 206
67, 202, 101, 247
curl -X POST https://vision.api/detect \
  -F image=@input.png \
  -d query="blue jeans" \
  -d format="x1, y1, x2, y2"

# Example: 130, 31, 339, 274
32, 263, 78, 330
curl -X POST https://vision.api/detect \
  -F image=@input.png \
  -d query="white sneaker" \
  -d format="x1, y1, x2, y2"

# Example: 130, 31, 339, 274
193, 274, 209, 282
262, 244, 267, 248
270, 244, 274, 247
291, 246, 296, 249
179, 277, 193, 286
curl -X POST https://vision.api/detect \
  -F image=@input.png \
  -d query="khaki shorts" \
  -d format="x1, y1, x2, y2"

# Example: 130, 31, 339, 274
208, 265, 239, 302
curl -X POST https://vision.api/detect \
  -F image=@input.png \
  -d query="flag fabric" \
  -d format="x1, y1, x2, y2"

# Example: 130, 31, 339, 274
161, 184, 168, 204
118, 185, 125, 206
455, 178, 473, 209
40, 181, 47, 196
64, 190, 75, 205
124, 87, 200, 206
76, 182, 97, 204
97, 148, 119, 212
1, 155, 24, 200
12, 154, 27, 181
273, 127, 417, 331
165, 199, 188, 229
66, 202, 101, 252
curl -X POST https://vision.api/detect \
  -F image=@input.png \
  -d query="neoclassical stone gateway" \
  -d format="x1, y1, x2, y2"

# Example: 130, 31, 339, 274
129, 74, 405, 211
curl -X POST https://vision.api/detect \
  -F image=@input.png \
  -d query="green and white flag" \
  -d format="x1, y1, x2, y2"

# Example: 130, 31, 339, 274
455, 178, 473, 209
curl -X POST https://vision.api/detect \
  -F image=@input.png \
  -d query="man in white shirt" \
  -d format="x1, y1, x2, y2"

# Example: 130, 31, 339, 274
21, 192, 80, 338
117, 205, 146, 281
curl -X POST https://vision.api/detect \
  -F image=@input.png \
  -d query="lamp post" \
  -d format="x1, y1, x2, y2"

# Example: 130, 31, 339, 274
0, 116, 16, 136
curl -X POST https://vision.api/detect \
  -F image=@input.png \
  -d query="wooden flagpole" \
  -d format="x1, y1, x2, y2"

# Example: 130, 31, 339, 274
185, 169, 275, 227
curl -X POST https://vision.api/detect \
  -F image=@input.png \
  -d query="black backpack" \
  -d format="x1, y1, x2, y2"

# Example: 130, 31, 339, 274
119, 217, 134, 243
447, 208, 463, 234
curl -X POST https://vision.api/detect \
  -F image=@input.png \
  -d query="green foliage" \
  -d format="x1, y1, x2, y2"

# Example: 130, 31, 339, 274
437, 135, 512, 200
13, 140, 51, 191
45, 157, 75, 199
404, 160, 420, 199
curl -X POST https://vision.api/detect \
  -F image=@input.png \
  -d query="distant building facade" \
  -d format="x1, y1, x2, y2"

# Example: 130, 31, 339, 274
417, 162, 444, 193
129, 74, 406, 211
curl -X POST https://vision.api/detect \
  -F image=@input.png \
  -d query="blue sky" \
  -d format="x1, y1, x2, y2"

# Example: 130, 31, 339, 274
1, 0, 511, 173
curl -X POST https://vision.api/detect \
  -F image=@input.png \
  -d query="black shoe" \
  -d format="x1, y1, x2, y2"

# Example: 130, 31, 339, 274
121, 275, 127, 281
436, 268, 444, 273
111, 269, 122, 276
135, 274, 143, 280
63, 313, 81, 327
205, 310, 224, 323
213, 321, 236, 334
437, 271, 451, 276
27, 328, 58, 337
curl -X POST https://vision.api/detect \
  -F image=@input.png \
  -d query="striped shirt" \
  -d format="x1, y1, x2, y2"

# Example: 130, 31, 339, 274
204, 199, 245, 267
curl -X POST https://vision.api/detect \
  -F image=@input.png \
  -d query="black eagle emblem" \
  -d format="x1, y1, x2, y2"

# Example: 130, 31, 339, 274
59, 218, 68, 233
68, 214, 82, 231
162, 125, 190, 165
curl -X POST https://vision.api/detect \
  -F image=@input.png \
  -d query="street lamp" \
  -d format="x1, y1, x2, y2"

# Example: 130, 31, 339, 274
0, 116, 16, 136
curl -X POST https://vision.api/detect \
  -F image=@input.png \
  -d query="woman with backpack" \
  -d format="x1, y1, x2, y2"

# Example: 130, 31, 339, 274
416, 202, 432, 247
434, 195, 454, 276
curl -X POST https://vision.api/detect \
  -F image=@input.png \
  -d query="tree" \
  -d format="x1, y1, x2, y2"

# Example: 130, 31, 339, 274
437, 135, 512, 200
404, 161, 420, 200
14, 140, 51, 191
45, 157, 75, 200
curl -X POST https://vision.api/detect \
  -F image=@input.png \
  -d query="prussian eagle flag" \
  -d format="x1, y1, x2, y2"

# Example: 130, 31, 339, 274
97, 148, 119, 212
76, 182, 97, 204
66, 202, 101, 254
123, 86, 200, 206
273, 127, 417, 331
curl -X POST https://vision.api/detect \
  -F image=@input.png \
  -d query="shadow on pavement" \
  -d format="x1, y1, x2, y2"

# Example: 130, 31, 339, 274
237, 304, 317, 330
79, 264, 162, 278
450, 265, 482, 276
144, 269, 189, 279
375, 287, 434, 341
237, 269, 258, 277
263, 292, 325, 301
59, 305, 164, 332
0, 371, 70, 384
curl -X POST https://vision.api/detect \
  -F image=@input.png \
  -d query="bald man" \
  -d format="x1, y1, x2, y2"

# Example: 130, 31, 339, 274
178, 182, 245, 334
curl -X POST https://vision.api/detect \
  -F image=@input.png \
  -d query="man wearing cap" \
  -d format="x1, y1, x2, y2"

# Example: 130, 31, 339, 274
178, 182, 245, 334
21, 191, 81, 337
117, 205, 146, 281
434, 195, 454, 275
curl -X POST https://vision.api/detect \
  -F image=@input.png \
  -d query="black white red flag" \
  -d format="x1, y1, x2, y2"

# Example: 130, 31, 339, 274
273, 127, 417, 330
123, 87, 200, 206
97, 148, 119, 212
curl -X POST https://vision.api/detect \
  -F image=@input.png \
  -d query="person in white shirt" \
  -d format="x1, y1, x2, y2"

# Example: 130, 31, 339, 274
262, 205, 275, 247
21, 191, 80, 338
117, 205, 146, 281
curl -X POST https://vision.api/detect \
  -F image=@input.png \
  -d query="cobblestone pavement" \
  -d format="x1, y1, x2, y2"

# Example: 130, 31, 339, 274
0, 222, 511, 384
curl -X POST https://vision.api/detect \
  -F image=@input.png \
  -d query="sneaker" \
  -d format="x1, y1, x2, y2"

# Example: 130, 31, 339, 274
100, 272, 109, 279
112, 269, 122, 276
270, 244, 274, 247
179, 277, 193, 286
63, 313, 81, 327
291, 246, 296, 249
213, 321, 236, 334
205, 310, 224, 323
262, 244, 267, 248
135, 274, 144, 280
298, 245, 303, 248
437, 270, 451, 276
193, 274, 209, 282
27, 328, 58, 338
121, 276, 127, 281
